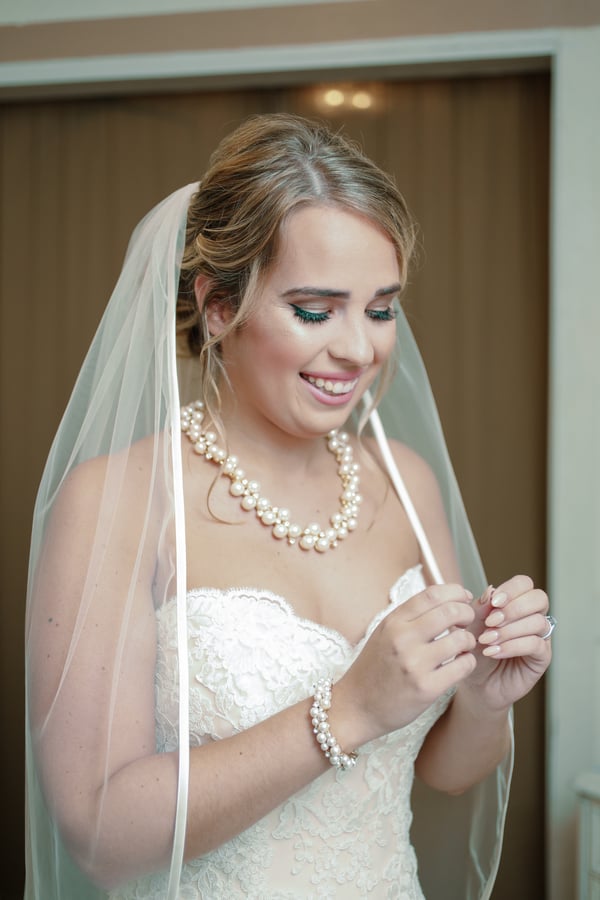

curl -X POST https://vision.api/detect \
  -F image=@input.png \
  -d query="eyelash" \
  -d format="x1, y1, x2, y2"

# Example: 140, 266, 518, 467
291, 304, 398, 325
368, 308, 398, 322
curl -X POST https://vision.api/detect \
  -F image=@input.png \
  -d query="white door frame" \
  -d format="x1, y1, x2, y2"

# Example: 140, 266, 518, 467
3, 25, 599, 900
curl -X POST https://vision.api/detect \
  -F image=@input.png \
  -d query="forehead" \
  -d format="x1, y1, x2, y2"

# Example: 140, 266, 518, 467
272, 204, 399, 280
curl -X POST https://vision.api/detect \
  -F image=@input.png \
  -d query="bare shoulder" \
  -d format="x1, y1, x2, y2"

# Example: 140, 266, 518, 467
28, 434, 164, 683
363, 435, 461, 581
46, 433, 167, 581
363, 435, 442, 507
58, 432, 165, 518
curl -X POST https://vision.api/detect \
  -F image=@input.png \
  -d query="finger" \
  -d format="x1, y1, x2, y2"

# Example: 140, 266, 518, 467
478, 612, 549, 646
494, 574, 534, 599
429, 625, 476, 666
384, 598, 475, 650
484, 588, 548, 630
428, 648, 477, 690
479, 576, 537, 618
422, 600, 475, 643
401, 584, 474, 623
471, 584, 500, 632
481, 634, 553, 659
476, 584, 497, 609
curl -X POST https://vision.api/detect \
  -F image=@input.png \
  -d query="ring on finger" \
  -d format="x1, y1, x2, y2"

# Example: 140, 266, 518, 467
541, 614, 557, 640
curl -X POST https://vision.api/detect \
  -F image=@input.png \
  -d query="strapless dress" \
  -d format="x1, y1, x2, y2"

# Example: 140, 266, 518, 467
109, 564, 453, 899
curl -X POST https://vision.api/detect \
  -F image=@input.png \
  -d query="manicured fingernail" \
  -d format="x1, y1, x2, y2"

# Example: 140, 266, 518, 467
479, 630, 499, 645
482, 645, 501, 656
491, 591, 508, 608
479, 585, 494, 605
465, 590, 474, 601
485, 610, 505, 627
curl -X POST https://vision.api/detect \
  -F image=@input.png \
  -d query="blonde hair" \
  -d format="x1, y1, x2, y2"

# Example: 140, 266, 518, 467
177, 112, 417, 423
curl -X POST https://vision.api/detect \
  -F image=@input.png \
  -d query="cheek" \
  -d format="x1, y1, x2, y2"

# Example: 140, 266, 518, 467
376, 325, 398, 362
262, 322, 322, 367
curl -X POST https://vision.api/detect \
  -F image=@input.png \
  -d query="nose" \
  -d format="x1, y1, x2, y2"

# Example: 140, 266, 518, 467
329, 314, 375, 367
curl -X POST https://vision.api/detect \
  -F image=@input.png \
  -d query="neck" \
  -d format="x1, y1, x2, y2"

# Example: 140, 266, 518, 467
217, 394, 348, 477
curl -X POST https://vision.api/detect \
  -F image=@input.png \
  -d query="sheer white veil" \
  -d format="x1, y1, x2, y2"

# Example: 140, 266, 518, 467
25, 184, 195, 899
24, 173, 512, 898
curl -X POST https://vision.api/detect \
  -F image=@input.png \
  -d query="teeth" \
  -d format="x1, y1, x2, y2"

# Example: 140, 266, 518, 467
305, 375, 358, 395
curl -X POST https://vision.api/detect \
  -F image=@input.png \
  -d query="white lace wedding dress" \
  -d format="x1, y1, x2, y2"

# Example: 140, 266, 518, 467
109, 564, 453, 899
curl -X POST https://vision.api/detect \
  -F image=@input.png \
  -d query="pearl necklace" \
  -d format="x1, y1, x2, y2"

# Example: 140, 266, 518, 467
180, 400, 362, 553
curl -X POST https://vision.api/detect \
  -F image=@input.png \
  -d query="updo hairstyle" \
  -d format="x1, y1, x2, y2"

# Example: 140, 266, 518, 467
177, 112, 416, 418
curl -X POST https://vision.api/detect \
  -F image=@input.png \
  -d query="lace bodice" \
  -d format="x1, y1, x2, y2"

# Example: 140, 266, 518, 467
109, 565, 453, 899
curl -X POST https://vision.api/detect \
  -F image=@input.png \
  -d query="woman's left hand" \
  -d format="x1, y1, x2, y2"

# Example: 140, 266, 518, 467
463, 574, 553, 711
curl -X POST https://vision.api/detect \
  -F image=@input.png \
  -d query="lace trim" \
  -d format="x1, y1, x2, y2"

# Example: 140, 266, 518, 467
157, 564, 423, 653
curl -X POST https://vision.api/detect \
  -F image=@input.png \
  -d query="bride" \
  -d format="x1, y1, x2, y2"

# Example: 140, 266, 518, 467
24, 113, 553, 899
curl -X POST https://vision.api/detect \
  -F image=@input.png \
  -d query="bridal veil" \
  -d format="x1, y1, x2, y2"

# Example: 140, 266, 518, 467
24, 138, 512, 899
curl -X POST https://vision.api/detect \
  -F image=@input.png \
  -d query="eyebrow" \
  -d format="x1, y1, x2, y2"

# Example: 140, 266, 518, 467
281, 283, 403, 299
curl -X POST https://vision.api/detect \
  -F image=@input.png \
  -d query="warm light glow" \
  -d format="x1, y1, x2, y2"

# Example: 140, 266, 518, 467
351, 91, 372, 109
313, 84, 379, 114
324, 89, 345, 107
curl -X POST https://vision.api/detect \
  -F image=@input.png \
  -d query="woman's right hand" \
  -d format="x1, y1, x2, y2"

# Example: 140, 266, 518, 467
333, 584, 477, 746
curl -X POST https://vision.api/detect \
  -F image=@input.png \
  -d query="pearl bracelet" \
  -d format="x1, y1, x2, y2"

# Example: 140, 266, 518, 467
310, 678, 358, 771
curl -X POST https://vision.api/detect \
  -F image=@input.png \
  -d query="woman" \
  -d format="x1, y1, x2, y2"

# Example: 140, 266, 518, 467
25, 113, 553, 899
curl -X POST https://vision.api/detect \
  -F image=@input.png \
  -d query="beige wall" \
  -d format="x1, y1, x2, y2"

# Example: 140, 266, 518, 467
0, 0, 599, 68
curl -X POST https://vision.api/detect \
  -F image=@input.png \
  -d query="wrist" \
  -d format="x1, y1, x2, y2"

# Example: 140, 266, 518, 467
324, 675, 381, 750
455, 681, 512, 720
310, 679, 358, 771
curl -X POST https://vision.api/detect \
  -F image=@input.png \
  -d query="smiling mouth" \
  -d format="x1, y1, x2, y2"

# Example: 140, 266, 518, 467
301, 374, 359, 396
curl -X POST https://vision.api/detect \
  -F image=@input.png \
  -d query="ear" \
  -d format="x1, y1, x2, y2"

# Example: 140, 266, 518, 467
194, 275, 233, 338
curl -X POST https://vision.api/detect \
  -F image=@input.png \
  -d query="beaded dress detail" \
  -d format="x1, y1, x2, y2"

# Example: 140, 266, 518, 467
109, 565, 453, 899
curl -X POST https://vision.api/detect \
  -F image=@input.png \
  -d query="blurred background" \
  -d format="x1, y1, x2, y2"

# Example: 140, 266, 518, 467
1, 3, 598, 899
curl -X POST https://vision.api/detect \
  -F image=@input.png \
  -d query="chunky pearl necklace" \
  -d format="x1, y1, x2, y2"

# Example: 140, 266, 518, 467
180, 400, 362, 553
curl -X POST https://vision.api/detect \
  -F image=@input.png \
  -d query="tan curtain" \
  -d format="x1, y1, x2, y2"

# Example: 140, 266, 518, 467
0, 72, 549, 899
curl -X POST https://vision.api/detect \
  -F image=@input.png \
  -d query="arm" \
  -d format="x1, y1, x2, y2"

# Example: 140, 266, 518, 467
415, 572, 552, 794
30, 451, 339, 887
386, 441, 548, 794
29, 453, 333, 884
414, 678, 512, 795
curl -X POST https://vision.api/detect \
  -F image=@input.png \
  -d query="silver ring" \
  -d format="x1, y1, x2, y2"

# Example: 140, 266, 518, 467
542, 614, 557, 640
